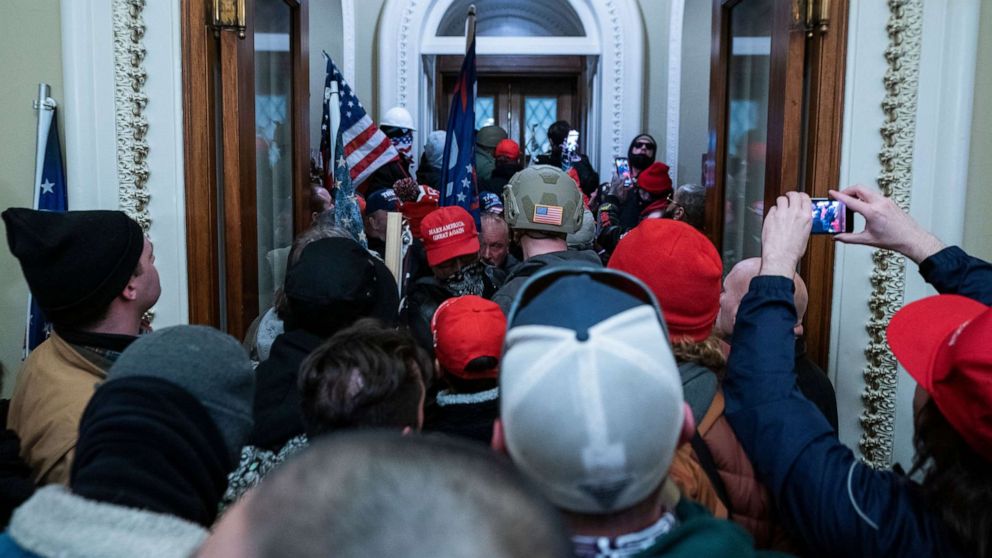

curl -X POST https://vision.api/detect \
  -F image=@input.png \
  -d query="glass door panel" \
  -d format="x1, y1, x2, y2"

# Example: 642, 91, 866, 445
721, 0, 773, 272
254, 0, 294, 313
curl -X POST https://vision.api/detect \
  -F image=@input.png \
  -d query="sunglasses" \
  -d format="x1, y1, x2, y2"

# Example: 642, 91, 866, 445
633, 141, 656, 150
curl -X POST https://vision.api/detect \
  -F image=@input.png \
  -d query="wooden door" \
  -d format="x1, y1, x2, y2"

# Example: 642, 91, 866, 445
182, 0, 309, 339
437, 55, 584, 165
705, 0, 848, 367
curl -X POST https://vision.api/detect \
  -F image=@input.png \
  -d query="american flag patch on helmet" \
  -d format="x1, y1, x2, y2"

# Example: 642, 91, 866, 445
533, 204, 564, 226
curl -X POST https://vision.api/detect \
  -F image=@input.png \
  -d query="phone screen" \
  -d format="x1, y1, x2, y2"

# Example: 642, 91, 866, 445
615, 157, 632, 186
566, 130, 579, 152
810, 198, 851, 234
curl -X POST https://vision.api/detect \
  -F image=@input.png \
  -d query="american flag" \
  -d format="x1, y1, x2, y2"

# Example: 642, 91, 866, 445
532, 204, 563, 226
320, 53, 400, 245
320, 53, 399, 190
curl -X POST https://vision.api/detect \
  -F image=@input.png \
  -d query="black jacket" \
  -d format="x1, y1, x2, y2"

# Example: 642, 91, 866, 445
423, 389, 499, 445
491, 249, 602, 314
251, 329, 324, 450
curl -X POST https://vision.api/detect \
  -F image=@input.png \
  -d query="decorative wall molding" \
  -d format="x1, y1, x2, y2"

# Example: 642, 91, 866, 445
858, 0, 924, 469
378, 0, 643, 175
112, 0, 151, 231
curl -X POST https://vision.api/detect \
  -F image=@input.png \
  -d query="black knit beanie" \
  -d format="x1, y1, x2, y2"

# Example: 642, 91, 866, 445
70, 376, 230, 527
2, 208, 144, 327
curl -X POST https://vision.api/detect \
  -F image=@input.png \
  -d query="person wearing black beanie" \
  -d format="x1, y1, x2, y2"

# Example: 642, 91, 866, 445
2, 208, 161, 486
0, 378, 228, 557
0, 325, 255, 558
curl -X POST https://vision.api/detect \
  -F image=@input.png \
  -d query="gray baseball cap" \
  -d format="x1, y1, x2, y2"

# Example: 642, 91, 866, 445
501, 267, 685, 514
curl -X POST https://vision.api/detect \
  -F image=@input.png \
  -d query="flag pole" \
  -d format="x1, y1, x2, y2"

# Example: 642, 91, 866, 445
32, 84, 55, 211
465, 5, 476, 51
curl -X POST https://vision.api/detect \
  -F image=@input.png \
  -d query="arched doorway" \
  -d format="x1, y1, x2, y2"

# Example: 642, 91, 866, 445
377, 0, 645, 175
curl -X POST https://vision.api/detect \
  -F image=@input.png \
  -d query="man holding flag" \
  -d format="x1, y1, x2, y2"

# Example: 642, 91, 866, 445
439, 7, 480, 224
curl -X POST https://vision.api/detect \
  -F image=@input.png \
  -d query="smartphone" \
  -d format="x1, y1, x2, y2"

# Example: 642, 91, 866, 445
810, 198, 853, 235
614, 157, 632, 186
566, 130, 579, 153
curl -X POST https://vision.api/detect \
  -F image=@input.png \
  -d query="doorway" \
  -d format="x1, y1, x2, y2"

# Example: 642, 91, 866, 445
435, 55, 585, 164
706, 0, 849, 367
181, 0, 311, 339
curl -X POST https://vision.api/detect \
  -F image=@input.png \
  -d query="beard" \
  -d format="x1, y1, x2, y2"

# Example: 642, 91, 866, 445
629, 153, 654, 171
442, 261, 486, 297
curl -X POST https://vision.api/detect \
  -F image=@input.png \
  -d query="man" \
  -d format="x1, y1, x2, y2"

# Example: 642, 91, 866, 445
379, 106, 416, 176
308, 184, 333, 225
0, 325, 254, 557
535, 120, 598, 195
362, 187, 401, 258
402, 206, 500, 354
597, 161, 674, 258
494, 266, 781, 556
716, 257, 838, 431
662, 183, 706, 231
627, 133, 658, 178
251, 237, 399, 454
475, 125, 508, 183
2, 208, 160, 484
199, 432, 573, 558
480, 211, 517, 273
480, 138, 523, 195
224, 320, 429, 508
490, 165, 601, 314
423, 296, 506, 444
723, 186, 992, 556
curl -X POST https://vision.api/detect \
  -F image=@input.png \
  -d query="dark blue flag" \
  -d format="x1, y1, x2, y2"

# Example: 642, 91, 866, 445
439, 38, 479, 223
26, 110, 67, 355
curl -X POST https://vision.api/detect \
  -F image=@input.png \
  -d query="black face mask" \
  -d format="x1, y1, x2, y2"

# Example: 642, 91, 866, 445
443, 261, 486, 297
629, 153, 654, 171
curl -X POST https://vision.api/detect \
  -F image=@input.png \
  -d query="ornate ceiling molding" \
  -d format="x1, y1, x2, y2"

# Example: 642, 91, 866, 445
858, 0, 924, 469
112, 0, 151, 232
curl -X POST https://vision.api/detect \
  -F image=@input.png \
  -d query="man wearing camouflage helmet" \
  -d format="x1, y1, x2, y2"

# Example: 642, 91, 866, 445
490, 165, 602, 314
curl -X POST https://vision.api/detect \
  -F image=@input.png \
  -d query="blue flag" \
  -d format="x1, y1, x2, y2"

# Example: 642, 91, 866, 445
26, 110, 68, 354
439, 38, 479, 223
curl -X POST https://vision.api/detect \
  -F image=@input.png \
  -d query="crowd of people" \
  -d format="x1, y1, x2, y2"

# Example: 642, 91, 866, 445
0, 117, 990, 558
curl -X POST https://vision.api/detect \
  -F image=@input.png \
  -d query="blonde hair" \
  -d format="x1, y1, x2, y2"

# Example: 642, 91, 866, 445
671, 332, 726, 371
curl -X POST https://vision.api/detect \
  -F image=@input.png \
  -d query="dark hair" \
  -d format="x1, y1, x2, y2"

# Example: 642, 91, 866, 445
443, 356, 499, 394
298, 319, 433, 437
910, 398, 992, 557
547, 121, 571, 149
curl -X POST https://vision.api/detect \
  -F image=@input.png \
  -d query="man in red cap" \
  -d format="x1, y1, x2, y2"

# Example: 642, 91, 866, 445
402, 207, 501, 356
423, 295, 506, 445
480, 139, 524, 196
609, 220, 794, 550
597, 161, 674, 257
723, 186, 992, 556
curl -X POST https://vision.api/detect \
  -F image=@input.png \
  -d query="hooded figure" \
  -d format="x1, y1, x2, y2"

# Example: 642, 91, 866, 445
417, 130, 446, 191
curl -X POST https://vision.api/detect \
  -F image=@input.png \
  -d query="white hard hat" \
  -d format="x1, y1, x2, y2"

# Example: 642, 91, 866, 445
380, 106, 416, 131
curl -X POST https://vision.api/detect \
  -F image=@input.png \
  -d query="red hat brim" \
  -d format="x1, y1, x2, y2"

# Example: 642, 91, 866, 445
887, 294, 987, 393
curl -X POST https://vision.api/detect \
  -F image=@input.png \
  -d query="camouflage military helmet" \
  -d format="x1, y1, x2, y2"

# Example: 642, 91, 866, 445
502, 165, 583, 234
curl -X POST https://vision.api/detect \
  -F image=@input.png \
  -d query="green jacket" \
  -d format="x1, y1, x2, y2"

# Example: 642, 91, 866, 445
635, 500, 792, 558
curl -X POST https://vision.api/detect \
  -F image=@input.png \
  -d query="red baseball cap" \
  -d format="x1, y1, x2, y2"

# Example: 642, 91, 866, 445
636, 162, 673, 196
494, 139, 521, 160
420, 206, 480, 267
608, 220, 721, 342
887, 294, 992, 461
431, 295, 506, 379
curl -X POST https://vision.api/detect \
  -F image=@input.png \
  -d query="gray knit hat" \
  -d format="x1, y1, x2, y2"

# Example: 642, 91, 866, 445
107, 325, 255, 462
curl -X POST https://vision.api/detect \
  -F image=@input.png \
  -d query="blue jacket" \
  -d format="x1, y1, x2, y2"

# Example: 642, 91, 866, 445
722, 246, 991, 557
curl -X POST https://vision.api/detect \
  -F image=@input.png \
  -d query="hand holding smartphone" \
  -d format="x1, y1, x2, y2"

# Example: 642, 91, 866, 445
810, 198, 853, 234
614, 157, 632, 187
